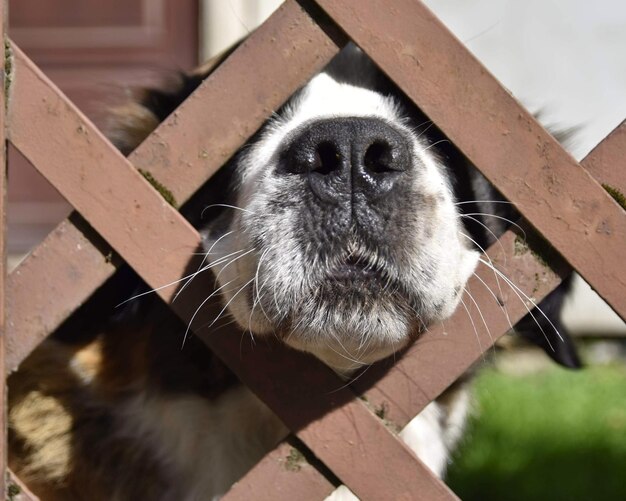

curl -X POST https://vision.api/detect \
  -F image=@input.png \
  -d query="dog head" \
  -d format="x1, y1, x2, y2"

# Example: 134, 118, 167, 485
199, 46, 478, 372
111, 43, 579, 373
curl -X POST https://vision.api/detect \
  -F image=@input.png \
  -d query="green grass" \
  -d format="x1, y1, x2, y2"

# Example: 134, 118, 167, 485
447, 363, 626, 501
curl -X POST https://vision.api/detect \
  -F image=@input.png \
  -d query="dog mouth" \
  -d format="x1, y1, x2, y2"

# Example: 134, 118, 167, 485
329, 253, 386, 283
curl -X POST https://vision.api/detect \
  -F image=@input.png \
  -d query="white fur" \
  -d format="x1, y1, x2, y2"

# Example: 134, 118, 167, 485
241, 73, 404, 182
204, 71, 478, 372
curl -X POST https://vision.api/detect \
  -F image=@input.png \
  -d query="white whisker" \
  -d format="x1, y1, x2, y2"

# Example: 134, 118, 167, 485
181, 278, 237, 349
214, 248, 256, 284
201, 204, 255, 219
463, 213, 527, 240
458, 295, 485, 359
455, 200, 514, 206
459, 231, 510, 320
478, 257, 563, 348
463, 285, 496, 356
459, 215, 508, 265
206, 277, 257, 330
470, 271, 514, 332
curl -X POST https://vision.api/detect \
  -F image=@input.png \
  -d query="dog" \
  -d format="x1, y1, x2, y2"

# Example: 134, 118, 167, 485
8, 42, 580, 500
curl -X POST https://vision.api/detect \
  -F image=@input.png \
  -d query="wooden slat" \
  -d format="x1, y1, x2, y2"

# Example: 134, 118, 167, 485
1, 0, 7, 494
354, 140, 621, 424
583, 120, 626, 196
226, 442, 337, 501
8, 13, 455, 500
7, 470, 40, 501
130, 0, 346, 203
6, 0, 342, 372
191, 304, 458, 501
6, 216, 118, 371
313, 0, 626, 321
6, 1, 624, 498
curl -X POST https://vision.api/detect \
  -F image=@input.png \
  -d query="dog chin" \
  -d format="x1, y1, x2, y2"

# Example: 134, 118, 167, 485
250, 300, 415, 374
283, 330, 412, 375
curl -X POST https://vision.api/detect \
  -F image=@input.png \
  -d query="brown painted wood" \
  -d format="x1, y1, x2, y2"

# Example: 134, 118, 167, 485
7, 0, 199, 257
355, 226, 568, 425
7, 469, 40, 501
8, 43, 203, 304
5, 1, 624, 498
313, 0, 626, 322
225, 442, 336, 501
221, 130, 615, 498
1, 0, 7, 494
583, 120, 626, 198
6, 216, 119, 372
6, 0, 341, 372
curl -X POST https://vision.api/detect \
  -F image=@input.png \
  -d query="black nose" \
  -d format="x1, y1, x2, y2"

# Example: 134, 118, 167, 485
280, 117, 410, 202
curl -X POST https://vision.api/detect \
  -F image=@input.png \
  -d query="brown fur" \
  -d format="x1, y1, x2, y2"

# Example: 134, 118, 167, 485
8, 299, 239, 500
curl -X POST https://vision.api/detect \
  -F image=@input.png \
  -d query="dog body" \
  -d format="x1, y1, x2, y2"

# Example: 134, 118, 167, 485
9, 44, 577, 500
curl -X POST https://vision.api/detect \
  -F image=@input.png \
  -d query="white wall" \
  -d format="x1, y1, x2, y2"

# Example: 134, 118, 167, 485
200, 0, 283, 60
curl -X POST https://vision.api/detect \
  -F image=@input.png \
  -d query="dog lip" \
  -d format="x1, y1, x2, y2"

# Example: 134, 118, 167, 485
330, 255, 382, 281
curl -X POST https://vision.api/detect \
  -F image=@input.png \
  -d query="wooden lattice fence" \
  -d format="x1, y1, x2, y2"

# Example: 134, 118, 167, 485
1, 0, 625, 499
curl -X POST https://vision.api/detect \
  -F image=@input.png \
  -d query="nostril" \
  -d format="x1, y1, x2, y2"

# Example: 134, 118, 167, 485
312, 141, 341, 175
363, 141, 398, 174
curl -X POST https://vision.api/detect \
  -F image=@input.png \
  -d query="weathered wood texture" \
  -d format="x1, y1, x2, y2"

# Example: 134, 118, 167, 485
3, 0, 624, 498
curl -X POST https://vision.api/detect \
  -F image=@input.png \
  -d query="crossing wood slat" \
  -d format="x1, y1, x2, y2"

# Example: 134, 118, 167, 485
8, 26, 457, 500
6, 217, 119, 372
196, 312, 459, 501
354, 227, 567, 424
6, 0, 341, 372
353, 134, 624, 424
8, 43, 204, 302
312, 0, 626, 321
3, 0, 624, 498
130, 0, 345, 203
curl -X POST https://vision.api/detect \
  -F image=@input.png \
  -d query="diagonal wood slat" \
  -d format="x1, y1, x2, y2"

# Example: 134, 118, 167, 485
354, 226, 567, 423
8, 469, 40, 501
227, 119, 622, 497
6, 216, 119, 370
6, 0, 342, 372
7, 18, 456, 500
129, 0, 345, 203
226, 442, 337, 501
583, 120, 626, 196
313, 0, 626, 321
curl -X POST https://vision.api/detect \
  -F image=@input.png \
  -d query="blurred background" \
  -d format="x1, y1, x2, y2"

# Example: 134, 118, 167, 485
8, 1, 626, 499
